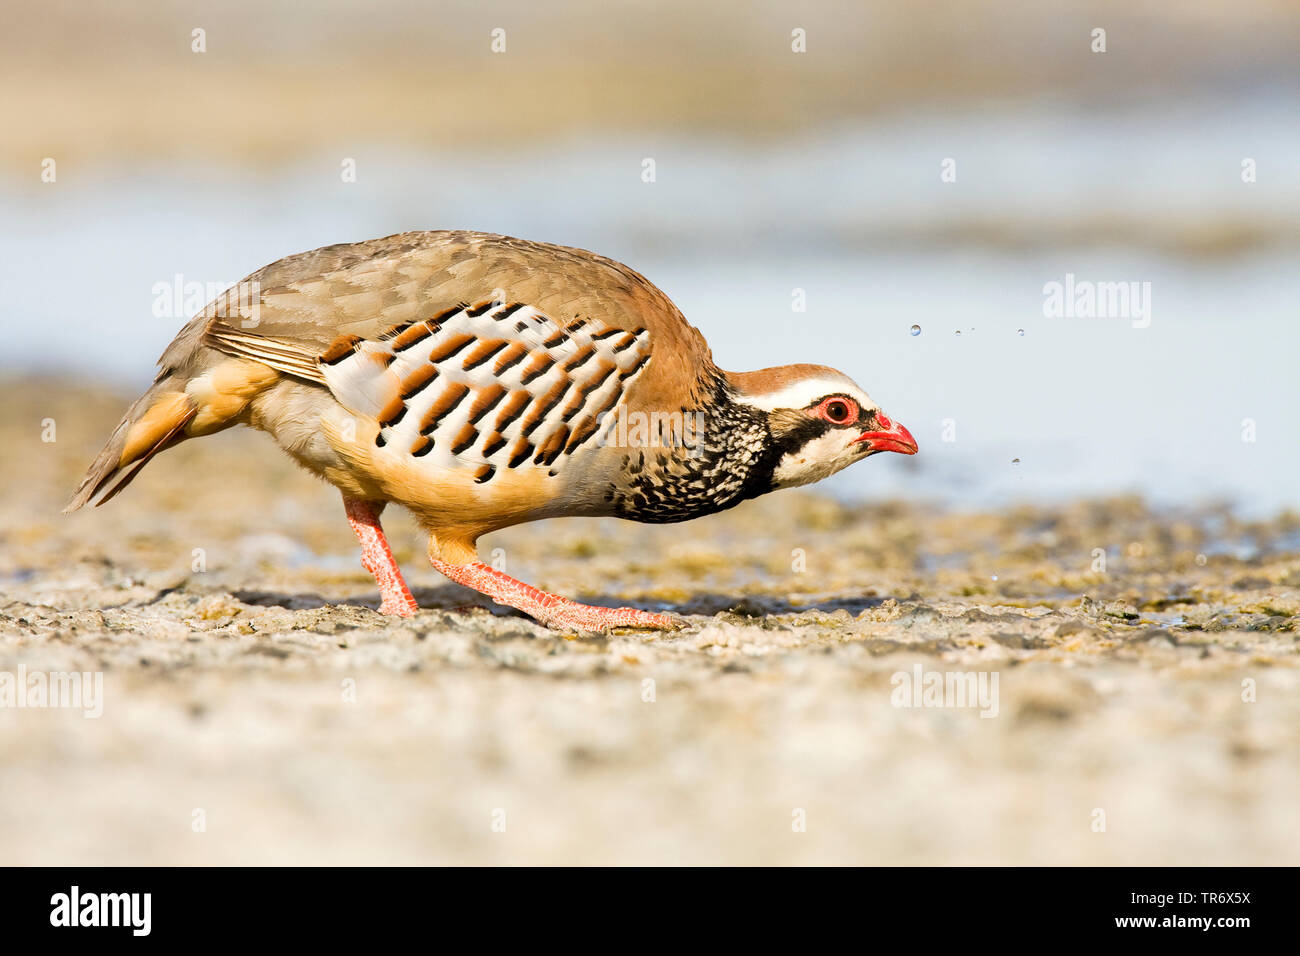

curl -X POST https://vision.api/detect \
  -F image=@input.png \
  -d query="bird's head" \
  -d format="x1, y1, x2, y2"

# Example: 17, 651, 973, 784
726, 364, 917, 490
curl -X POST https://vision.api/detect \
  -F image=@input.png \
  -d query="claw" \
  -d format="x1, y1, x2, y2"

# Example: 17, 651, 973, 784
377, 596, 419, 617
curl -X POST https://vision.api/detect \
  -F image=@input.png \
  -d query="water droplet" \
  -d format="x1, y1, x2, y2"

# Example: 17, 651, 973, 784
1017, 328, 1025, 336
909, 324, 921, 336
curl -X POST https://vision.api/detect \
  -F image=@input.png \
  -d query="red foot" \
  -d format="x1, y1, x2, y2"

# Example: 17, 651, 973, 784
343, 497, 419, 617
429, 559, 680, 632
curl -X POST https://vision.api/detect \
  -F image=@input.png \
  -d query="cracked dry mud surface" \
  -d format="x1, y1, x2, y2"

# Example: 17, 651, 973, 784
2, 380, 1298, 864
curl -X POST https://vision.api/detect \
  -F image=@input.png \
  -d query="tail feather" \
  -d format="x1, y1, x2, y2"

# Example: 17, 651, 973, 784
90, 403, 197, 508
63, 382, 197, 513
66, 356, 285, 512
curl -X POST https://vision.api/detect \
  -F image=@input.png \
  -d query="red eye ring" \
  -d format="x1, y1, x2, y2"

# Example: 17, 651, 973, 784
814, 396, 859, 426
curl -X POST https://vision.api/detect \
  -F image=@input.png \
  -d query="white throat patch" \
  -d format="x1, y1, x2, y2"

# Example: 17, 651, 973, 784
771, 431, 858, 489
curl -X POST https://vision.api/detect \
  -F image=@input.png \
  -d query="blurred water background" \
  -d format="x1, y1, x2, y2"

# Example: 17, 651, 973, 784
3, 0, 1297, 514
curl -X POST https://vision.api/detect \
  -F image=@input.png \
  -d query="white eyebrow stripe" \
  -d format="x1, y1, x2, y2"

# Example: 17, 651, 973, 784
734, 377, 875, 413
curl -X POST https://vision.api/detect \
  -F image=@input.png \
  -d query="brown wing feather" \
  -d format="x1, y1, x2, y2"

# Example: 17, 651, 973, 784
183, 231, 717, 410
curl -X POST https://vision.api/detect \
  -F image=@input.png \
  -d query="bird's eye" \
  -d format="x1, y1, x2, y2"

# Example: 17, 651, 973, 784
815, 397, 858, 425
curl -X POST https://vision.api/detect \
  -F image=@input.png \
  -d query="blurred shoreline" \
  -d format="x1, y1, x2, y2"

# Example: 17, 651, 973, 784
5, 0, 1300, 173
9, 95, 1300, 255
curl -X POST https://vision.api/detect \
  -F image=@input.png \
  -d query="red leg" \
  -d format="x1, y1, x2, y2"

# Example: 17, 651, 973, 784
428, 559, 680, 632
343, 496, 419, 617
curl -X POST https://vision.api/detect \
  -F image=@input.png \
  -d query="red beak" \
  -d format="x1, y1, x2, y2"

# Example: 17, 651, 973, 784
852, 413, 918, 455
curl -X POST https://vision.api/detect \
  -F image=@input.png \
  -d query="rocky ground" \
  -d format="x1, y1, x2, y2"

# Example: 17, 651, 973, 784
1, 378, 1297, 865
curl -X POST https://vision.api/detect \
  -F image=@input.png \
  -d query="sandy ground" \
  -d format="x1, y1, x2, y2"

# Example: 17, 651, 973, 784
2, 378, 1298, 865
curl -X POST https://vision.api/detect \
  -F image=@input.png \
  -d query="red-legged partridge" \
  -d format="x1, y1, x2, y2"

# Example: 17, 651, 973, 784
67, 231, 917, 631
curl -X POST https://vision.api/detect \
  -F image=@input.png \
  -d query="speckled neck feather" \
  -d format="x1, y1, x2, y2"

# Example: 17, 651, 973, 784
605, 372, 790, 523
